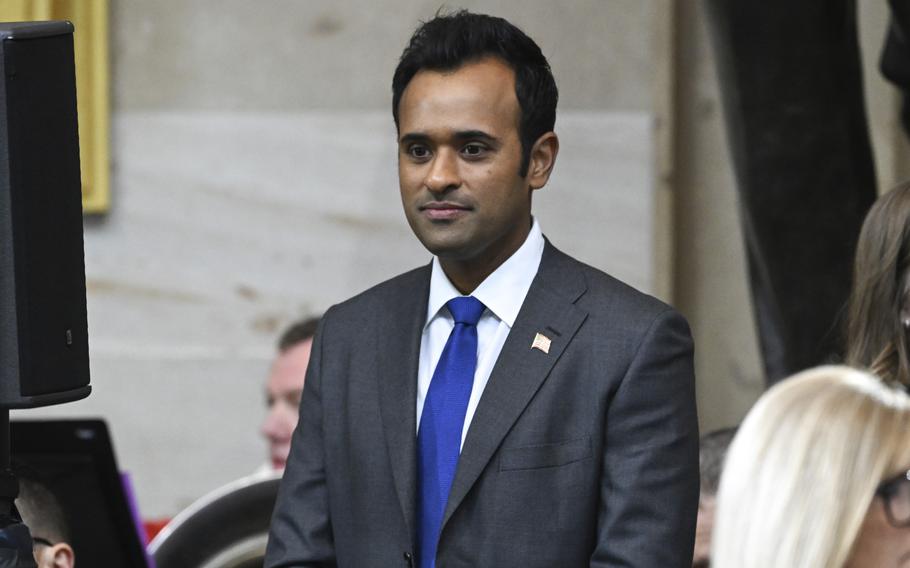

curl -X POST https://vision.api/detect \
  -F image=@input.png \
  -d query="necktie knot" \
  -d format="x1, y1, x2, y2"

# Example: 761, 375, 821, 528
446, 296, 485, 326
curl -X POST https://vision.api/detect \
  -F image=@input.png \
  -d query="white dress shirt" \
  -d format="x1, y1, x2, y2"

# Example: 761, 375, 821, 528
416, 218, 545, 449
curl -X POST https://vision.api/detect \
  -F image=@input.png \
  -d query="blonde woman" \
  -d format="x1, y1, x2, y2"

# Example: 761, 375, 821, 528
712, 366, 910, 567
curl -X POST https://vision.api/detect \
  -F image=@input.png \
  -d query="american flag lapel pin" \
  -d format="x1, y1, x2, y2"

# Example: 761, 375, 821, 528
531, 332, 551, 354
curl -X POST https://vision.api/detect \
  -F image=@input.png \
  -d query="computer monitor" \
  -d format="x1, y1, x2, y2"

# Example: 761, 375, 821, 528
11, 419, 148, 567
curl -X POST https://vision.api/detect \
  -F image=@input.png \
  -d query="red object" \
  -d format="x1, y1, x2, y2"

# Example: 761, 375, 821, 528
143, 518, 171, 543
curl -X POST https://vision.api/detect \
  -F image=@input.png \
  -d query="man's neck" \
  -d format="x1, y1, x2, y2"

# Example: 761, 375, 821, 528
439, 222, 533, 294
439, 259, 496, 295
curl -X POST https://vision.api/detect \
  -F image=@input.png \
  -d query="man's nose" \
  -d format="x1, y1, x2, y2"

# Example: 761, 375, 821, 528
424, 148, 461, 194
261, 407, 284, 440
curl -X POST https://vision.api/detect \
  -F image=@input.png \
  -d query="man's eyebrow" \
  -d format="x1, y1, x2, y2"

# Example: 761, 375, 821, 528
399, 132, 430, 145
453, 130, 498, 143
398, 130, 500, 145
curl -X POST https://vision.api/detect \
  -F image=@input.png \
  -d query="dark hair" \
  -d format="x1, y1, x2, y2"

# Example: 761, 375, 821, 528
392, 10, 558, 176
277, 316, 321, 353
846, 181, 910, 385
699, 427, 737, 497
15, 474, 70, 545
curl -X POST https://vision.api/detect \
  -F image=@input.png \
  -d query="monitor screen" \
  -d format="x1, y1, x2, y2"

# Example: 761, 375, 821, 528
11, 419, 148, 567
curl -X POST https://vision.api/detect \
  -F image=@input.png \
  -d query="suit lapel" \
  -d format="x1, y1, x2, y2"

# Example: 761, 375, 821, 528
377, 264, 431, 543
441, 242, 589, 529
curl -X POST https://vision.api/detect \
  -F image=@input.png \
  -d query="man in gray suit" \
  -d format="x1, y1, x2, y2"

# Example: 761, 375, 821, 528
266, 10, 698, 567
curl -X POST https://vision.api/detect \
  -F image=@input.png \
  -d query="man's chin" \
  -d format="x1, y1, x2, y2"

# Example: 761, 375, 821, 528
418, 237, 477, 261
410, 222, 472, 253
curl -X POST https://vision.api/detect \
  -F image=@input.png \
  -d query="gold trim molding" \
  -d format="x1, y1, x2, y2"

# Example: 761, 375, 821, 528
0, 1, 111, 214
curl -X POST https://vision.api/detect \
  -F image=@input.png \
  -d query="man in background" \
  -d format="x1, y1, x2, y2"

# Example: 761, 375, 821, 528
693, 427, 738, 568
261, 317, 320, 472
17, 475, 75, 568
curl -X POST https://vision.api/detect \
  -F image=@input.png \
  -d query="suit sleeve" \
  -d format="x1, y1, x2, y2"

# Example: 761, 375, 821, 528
591, 308, 699, 568
265, 313, 337, 567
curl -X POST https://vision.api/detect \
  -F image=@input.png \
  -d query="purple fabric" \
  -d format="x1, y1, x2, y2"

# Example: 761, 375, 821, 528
121, 472, 155, 568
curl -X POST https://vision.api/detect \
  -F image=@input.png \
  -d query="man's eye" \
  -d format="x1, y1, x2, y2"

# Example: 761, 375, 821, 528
461, 143, 487, 157
407, 145, 430, 159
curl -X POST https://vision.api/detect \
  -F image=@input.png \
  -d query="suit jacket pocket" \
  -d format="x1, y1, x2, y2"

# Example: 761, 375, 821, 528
499, 436, 591, 471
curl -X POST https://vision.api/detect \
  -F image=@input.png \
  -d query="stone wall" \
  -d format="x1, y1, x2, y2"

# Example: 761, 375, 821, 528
16, 1, 667, 518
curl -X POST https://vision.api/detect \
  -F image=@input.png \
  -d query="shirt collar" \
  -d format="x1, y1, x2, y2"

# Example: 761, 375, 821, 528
425, 217, 545, 328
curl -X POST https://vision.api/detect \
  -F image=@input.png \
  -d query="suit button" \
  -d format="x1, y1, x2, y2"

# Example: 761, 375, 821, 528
403, 551, 413, 566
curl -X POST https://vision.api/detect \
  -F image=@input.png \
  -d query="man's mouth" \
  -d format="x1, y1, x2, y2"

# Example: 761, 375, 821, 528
420, 201, 471, 220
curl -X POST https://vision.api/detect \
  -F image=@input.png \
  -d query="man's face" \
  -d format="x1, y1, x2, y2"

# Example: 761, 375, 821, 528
260, 339, 312, 471
397, 57, 534, 271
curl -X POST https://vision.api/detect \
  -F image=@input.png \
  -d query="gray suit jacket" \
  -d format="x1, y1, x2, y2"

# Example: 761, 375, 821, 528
265, 241, 699, 567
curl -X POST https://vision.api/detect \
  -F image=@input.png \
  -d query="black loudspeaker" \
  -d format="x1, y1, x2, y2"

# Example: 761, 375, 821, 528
0, 21, 90, 408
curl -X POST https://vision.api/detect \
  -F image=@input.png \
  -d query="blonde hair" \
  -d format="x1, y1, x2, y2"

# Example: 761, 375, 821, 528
712, 366, 910, 567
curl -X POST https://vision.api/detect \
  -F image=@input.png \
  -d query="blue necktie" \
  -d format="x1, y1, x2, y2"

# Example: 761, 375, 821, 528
417, 296, 485, 568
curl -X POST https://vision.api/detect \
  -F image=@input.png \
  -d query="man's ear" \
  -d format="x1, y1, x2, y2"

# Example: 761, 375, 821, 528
37, 542, 74, 568
527, 132, 559, 190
